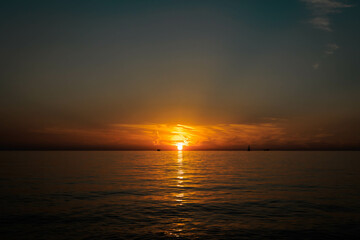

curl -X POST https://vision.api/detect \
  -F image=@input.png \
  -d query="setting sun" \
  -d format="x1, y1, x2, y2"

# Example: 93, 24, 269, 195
176, 143, 183, 151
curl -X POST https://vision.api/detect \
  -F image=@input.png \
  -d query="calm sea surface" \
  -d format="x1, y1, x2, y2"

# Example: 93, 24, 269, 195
1, 151, 360, 239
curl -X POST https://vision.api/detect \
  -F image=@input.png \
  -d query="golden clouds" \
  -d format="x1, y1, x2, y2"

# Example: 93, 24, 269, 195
31, 118, 352, 150
38, 123, 285, 149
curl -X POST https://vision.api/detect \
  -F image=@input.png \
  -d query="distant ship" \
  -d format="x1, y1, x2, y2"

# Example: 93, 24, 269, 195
157, 149, 161, 151
248, 145, 251, 151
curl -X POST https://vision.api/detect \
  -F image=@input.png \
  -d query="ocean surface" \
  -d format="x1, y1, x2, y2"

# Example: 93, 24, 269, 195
1, 151, 360, 239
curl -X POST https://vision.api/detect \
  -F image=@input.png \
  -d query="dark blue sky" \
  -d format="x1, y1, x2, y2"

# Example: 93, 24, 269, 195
0, 0, 359, 149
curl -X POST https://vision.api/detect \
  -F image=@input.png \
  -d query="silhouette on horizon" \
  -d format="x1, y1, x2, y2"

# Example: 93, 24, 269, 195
248, 145, 251, 151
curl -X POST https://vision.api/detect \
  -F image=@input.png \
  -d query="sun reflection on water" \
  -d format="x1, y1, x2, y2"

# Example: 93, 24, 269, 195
176, 151, 184, 205
165, 150, 186, 238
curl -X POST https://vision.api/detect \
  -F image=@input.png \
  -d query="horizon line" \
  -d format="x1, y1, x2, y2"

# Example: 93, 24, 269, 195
1, 148, 359, 151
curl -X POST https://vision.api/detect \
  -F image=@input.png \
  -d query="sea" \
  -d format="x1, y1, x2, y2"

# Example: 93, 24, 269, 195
0, 151, 360, 239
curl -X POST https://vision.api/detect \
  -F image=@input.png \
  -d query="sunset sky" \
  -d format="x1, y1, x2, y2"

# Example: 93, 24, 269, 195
0, 0, 359, 150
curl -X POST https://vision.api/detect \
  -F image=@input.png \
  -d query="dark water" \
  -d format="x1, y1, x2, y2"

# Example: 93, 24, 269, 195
1, 151, 360, 239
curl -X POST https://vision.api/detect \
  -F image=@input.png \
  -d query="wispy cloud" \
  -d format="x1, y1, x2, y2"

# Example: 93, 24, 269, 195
324, 43, 339, 55
313, 63, 320, 69
34, 121, 339, 150
313, 44, 339, 69
301, 0, 352, 69
35, 123, 286, 149
310, 16, 332, 31
302, 0, 352, 31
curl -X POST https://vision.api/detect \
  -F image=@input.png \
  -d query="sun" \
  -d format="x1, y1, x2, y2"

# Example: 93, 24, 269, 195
176, 143, 183, 151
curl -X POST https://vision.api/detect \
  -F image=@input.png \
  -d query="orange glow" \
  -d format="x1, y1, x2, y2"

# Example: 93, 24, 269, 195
38, 123, 286, 150
39, 122, 336, 150
176, 143, 183, 151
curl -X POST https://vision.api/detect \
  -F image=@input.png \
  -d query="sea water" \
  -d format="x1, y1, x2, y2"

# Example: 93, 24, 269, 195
1, 151, 360, 239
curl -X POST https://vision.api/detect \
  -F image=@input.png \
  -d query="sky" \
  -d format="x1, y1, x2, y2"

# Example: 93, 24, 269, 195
0, 0, 359, 150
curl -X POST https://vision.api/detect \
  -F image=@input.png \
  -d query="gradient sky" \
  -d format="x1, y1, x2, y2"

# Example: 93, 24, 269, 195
0, 0, 359, 150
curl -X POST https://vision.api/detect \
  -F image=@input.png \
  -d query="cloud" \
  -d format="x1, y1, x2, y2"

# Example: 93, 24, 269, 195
313, 63, 320, 69
35, 123, 286, 149
312, 43, 339, 69
302, 1, 351, 68
310, 16, 332, 31
31, 121, 349, 149
302, 0, 353, 31
325, 43, 339, 55
153, 130, 160, 145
